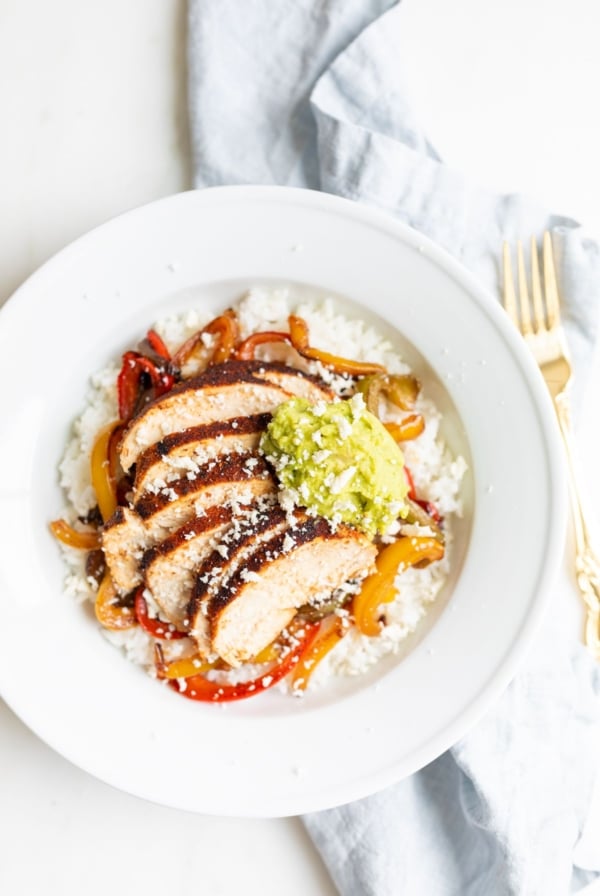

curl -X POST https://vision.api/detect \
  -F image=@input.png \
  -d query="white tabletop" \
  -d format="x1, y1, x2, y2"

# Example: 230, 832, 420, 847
1, 2, 599, 894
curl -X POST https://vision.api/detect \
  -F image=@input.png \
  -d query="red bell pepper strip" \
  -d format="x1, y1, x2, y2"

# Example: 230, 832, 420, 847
146, 328, 172, 360
170, 621, 319, 702
404, 466, 442, 525
235, 331, 292, 360
117, 351, 176, 421
134, 589, 188, 640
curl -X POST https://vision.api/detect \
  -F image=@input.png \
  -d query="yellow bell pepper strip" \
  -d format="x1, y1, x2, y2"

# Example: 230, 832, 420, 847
133, 588, 188, 640
288, 315, 386, 376
359, 373, 421, 416
156, 655, 215, 680
49, 519, 101, 550
95, 573, 137, 631
90, 421, 121, 522
353, 537, 445, 636
252, 639, 281, 664
234, 330, 292, 360
290, 615, 346, 692
172, 310, 240, 367
169, 621, 319, 702
385, 414, 425, 442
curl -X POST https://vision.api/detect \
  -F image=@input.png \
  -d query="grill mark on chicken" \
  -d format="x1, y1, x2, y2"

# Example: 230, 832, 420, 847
133, 413, 270, 496
120, 360, 333, 471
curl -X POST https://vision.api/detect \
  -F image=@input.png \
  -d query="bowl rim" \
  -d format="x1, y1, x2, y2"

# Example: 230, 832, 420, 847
0, 185, 567, 816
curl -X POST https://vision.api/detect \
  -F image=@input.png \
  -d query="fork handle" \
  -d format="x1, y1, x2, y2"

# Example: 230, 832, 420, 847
554, 392, 600, 659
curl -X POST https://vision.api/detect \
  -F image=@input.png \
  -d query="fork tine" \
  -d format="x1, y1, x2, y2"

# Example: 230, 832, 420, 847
543, 231, 561, 329
516, 241, 533, 336
502, 242, 519, 326
530, 236, 546, 333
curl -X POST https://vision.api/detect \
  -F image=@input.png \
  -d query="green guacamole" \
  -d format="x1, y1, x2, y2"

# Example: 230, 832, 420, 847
260, 394, 408, 538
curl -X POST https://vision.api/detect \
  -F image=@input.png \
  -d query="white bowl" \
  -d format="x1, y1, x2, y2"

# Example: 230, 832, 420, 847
0, 187, 565, 816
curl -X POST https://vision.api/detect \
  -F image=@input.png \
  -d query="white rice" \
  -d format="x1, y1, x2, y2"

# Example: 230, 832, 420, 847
56, 286, 466, 685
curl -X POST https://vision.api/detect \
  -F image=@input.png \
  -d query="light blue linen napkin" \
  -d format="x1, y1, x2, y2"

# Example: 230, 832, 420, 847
188, 2, 600, 893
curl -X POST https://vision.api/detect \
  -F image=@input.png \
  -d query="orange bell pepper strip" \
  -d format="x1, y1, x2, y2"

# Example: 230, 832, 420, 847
288, 315, 386, 376
134, 589, 188, 640
290, 615, 346, 692
95, 573, 137, 631
353, 537, 445, 636
90, 421, 121, 522
385, 414, 425, 442
169, 621, 319, 702
49, 519, 101, 550
234, 331, 292, 360
172, 310, 240, 367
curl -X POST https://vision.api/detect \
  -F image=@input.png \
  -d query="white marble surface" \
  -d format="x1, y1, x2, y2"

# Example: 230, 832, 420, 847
1, 1, 599, 894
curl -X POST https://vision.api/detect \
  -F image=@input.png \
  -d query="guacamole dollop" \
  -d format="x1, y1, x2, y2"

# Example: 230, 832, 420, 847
260, 393, 408, 538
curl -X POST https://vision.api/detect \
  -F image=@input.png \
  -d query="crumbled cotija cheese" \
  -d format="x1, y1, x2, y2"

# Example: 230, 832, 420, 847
57, 288, 466, 682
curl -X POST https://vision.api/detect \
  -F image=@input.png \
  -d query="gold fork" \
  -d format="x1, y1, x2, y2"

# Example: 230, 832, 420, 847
503, 232, 600, 659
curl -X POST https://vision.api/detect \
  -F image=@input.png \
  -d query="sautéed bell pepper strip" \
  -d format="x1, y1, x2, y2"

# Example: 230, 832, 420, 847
95, 573, 137, 631
290, 616, 346, 692
170, 622, 319, 702
117, 351, 175, 421
360, 373, 421, 416
49, 519, 101, 550
156, 655, 215, 680
384, 414, 425, 443
134, 589, 188, 640
353, 536, 445, 637
404, 466, 443, 525
288, 315, 386, 376
172, 310, 240, 367
90, 421, 121, 522
234, 331, 292, 360
146, 328, 171, 360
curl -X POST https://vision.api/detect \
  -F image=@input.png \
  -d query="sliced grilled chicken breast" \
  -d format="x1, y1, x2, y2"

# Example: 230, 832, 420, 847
102, 454, 275, 593
120, 360, 332, 471
189, 505, 292, 655
191, 518, 377, 667
133, 413, 270, 497
99, 506, 146, 595
141, 506, 234, 627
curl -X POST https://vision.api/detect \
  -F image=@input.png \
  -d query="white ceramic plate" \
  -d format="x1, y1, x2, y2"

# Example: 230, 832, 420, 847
0, 187, 565, 817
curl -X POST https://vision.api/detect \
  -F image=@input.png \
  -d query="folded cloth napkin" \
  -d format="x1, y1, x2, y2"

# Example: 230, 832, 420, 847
188, 2, 600, 893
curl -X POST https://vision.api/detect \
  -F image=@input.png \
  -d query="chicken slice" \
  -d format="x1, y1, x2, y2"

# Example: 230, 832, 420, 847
141, 506, 234, 627
188, 505, 293, 656
120, 360, 332, 471
102, 454, 275, 593
133, 413, 270, 498
190, 518, 377, 667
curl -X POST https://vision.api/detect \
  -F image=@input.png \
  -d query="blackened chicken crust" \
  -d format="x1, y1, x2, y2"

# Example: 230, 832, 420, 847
134, 454, 272, 521
133, 413, 271, 495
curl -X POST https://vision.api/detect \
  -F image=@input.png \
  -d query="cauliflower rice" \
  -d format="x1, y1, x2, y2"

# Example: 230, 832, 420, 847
57, 287, 466, 685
